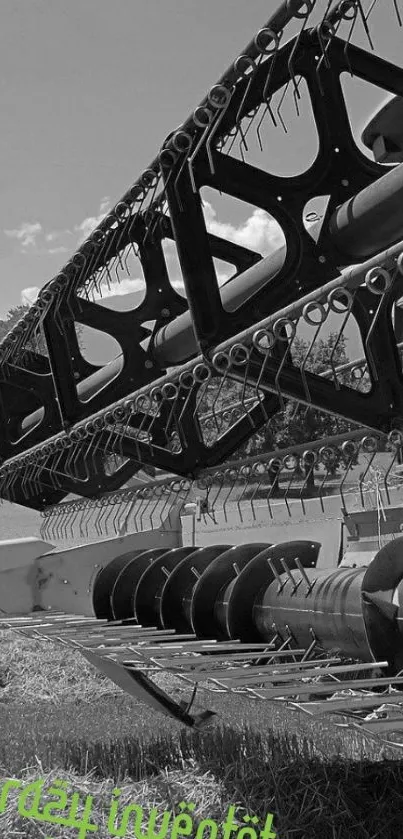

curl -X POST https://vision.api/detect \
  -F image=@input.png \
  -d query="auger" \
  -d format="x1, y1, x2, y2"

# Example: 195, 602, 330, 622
4, 0, 403, 737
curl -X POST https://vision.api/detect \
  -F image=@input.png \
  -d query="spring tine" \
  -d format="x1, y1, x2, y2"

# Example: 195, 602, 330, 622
273, 320, 297, 411
92, 499, 102, 537
99, 496, 112, 536
237, 466, 256, 522
163, 390, 182, 451
77, 500, 88, 540
136, 489, 148, 532
46, 510, 55, 542
146, 486, 160, 530
212, 470, 228, 523
339, 450, 356, 510
299, 454, 316, 514
282, 457, 299, 516
154, 484, 168, 528
301, 300, 330, 402
73, 440, 89, 483
328, 293, 354, 390
383, 446, 398, 507
80, 500, 92, 539
145, 390, 167, 455
45, 507, 54, 541
64, 501, 76, 539
187, 100, 225, 193
117, 491, 135, 535
31, 457, 41, 497
139, 488, 154, 531
39, 511, 48, 541
207, 371, 228, 437
234, 56, 260, 128
288, 30, 307, 111
364, 267, 395, 383
340, 2, 359, 77
318, 461, 331, 513
191, 370, 213, 442
64, 441, 76, 481
91, 226, 118, 295
392, 0, 402, 25
102, 496, 117, 536
205, 471, 223, 517
157, 482, 172, 528
249, 465, 264, 521
256, 37, 282, 148
135, 488, 150, 532
356, 0, 374, 48
235, 351, 256, 430
132, 396, 153, 463
266, 458, 283, 519
205, 90, 238, 176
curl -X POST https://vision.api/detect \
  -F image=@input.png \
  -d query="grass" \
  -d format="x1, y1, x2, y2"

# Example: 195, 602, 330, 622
1, 630, 403, 838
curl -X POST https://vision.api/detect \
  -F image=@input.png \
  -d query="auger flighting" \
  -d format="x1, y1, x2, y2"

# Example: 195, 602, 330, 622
90, 536, 403, 677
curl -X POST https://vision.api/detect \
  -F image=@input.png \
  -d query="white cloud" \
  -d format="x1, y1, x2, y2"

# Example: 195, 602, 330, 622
4, 222, 42, 250
21, 286, 40, 305
14, 198, 284, 308
45, 230, 72, 243
4, 223, 68, 256
202, 201, 285, 256
91, 277, 145, 298
75, 197, 111, 243
47, 246, 69, 254
162, 205, 281, 292
216, 268, 234, 286
4, 197, 112, 257
5, 199, 284, 264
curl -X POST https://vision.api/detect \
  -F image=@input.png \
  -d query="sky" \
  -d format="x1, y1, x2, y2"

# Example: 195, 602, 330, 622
0, 0, 402, 341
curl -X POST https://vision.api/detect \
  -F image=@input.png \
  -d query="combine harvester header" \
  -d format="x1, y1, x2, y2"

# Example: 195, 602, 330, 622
3, 0, 403, 741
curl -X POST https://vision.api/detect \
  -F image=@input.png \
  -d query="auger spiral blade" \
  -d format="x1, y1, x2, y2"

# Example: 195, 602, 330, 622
6, 530, 403, 742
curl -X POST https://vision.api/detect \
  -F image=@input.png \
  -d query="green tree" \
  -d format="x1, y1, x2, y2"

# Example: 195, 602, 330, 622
273, 332, 354, 445
0, 303, 84, 357
201, 331, 361, 493
0, 304, 48, 356
0, 304, 31, 340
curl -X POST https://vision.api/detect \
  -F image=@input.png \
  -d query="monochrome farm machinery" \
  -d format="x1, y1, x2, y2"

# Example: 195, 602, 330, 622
4, 0, 403, 740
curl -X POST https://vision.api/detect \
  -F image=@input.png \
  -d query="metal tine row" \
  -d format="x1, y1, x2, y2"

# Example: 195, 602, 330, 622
2, 612, 292, 662
245, 674, 403, 699
197, 431, 399, 521
188, 661, 387, 693
219, 0, 401, 164
175, 658, 347, 682
6, 612, 403, 742
3, 240, 403, 500
294, 692, 403, 717
39, 477, 192, 542
191, 660, 388, 684
153, 649, 283, 668
38, 424, 402, 543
